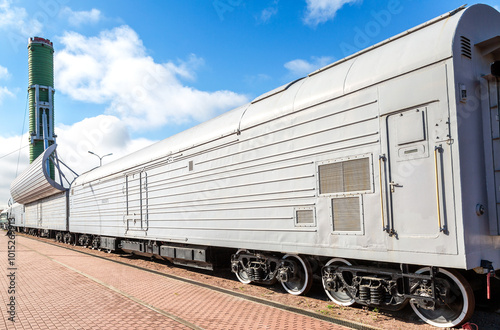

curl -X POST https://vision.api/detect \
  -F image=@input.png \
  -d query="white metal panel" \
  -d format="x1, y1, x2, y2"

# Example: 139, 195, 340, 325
24, 192, 67, 231
10, 203, 24, 228
292, 59, 354, 114
24, 203, 39, 228
344, 14, 459, 94
239, 78, 304, 131
379, 64, 449, 116
451, 4, 500, 269
10, 144, 66, 205
71, 90, 382, 255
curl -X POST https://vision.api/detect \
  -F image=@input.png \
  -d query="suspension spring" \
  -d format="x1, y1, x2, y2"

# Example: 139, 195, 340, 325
370, 286, 384, 305
359, 285, 370, 302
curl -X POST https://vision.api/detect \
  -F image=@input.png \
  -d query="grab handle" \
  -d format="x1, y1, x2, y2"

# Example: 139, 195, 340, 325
378, 155, 388, 232
434, 146, 444, 232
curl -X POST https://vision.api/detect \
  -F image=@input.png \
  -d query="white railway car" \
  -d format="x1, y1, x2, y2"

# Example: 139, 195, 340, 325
10, 144, 70, 237
8, 203, 24, 228
9, 4, 500, 327
1, 203, 23, 230
0, 208, 8, 230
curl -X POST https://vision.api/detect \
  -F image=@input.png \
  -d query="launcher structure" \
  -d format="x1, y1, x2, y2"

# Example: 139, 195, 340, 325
10, 37, 77, 207
28, 37, 55, 175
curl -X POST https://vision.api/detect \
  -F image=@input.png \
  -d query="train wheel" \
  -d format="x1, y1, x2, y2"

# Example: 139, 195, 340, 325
234, 249, 252, 284
410, 267, 474, 328
323, 258, 357, 306
280, 255, 313, 296
63, 233, 73, 244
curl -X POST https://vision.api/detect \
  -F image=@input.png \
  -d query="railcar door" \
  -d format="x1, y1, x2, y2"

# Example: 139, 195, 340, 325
383, 106, 457, 254
124, 170, 149, 235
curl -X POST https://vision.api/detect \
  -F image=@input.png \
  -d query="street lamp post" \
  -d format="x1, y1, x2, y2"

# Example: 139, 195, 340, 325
88, 151, 113, 167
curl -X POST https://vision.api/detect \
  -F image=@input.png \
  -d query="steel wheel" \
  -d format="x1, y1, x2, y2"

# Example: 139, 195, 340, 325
234, 249, 252, 284
280, 254, 313, 296
323, 258, 356, 306
410, 267, 474, 328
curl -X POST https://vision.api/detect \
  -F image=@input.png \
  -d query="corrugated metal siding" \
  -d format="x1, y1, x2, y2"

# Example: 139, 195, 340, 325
10, 144, 66, 205
70, 91, 380, 250
24, 192, 67, 231
11, 203, 24, 227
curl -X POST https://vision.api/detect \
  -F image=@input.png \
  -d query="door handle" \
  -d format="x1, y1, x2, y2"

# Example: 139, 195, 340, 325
389, 181, 402, 193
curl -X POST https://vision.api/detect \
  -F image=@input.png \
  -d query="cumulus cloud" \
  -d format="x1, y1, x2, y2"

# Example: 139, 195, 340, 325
55, 26, 248, 131
284, 56, 334, 77
0, 65, 13, 104
0, 133, 29, 207
0, 65, 10, 80
0, 0, 42, 39
55, 115, 155, 172
0, 115, 156, 205
304, 0, 361, 27
60, 7, 102, 27
0, 86, 14, 104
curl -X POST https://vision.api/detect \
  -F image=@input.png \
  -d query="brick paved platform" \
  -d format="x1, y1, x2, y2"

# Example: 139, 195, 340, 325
0, 232, 352, 329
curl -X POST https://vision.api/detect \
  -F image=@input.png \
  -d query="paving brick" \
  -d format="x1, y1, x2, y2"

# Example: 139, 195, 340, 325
0, 234, 350, 329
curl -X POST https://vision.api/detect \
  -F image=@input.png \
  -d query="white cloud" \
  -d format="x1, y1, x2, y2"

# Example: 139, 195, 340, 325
55, 26, 248, 131
0, 86, 14, 104
55, 115, 155, 172
61, 7, 102, 27
0, 115, 156, 205
259, 1, 279, 23
0, 0, 42, 38
0, 65, 10, 80
304, 0, 361, 27
260, 7, 278, 22
0, 133, 29, 207
284, 56, 334, 77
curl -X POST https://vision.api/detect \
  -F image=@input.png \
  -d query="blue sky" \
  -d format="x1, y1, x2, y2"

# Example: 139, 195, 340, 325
1, 0, 499, 207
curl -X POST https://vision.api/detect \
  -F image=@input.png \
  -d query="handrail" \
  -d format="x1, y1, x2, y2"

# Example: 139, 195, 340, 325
434, 146, 443, 232
379, 155, 387, 231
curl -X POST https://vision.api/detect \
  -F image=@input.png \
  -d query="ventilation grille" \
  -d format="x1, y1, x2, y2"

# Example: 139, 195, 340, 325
460, 36, 471, 59
319, 158, 371, 194
332, 197, 361, 232
296, 209, 315, 225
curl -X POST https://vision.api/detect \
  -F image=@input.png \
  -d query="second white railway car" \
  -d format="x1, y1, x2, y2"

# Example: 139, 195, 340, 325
9, 4, 500, 327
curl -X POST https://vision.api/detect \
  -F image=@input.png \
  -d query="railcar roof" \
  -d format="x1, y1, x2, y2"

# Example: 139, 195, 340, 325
74, 4, 496, 185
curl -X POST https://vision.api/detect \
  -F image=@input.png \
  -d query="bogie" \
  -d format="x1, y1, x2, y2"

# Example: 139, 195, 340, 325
322, 261, 474, 327
410, 268, 475, 328
322, 258, 357, 306
231, 251, 313, 295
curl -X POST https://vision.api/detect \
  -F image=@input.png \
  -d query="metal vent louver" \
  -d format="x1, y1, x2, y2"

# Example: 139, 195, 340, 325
296, 209, 315, 225
460, 36, 471, 59
332, 197, 361, 231
319, 158, 370, 194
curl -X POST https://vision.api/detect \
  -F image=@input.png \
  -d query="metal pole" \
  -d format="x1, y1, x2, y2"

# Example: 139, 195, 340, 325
88, 151, 113, 167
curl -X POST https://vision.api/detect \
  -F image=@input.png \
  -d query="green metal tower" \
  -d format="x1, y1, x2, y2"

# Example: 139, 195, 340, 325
28, 37, 55, 164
